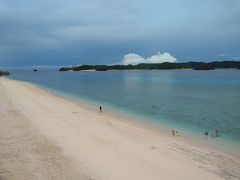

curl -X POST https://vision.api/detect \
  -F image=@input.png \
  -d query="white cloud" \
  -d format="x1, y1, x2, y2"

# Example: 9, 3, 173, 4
122, 53, 145, 65
122, 52, 177, 65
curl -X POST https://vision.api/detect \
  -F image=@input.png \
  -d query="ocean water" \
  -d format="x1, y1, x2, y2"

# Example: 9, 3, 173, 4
9, 68, 240, 144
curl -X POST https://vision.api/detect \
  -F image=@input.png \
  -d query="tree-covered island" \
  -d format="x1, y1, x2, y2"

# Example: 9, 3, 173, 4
0, 70, 10, 76
59, 61, 240, 71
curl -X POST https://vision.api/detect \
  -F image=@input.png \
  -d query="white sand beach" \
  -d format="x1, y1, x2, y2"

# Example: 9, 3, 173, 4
0, 77, 240, 180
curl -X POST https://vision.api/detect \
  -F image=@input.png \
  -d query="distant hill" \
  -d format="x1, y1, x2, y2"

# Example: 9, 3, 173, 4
0, 70, 10, 76
59, 61, 240, 71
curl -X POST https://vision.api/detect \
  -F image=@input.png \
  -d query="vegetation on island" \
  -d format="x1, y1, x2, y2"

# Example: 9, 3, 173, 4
0, 70, 10, 76
59, 61, 240, 71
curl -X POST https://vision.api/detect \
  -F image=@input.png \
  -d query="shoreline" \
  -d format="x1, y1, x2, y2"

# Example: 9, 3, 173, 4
12, 77, 240, 157
1, 77, 240, 179
41, 87, 240, 157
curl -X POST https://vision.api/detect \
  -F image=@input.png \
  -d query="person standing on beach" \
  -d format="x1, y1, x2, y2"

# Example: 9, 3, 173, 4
99, 106, 102, 112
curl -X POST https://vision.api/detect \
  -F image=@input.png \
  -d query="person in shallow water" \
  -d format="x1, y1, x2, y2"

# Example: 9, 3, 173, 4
99, 106, 102, 112
171, 130, 180, 136
205, 131, 208, 136
175, 131, 179, 136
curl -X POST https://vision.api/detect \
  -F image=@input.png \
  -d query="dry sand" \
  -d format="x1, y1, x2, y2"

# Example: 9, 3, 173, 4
0, 77, 239, 180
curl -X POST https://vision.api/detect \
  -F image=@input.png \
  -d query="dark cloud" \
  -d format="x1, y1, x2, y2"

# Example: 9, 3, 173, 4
0, 0, 239, 66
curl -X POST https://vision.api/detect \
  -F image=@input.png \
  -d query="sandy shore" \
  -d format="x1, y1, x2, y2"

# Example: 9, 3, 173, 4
0, 77, 239, 180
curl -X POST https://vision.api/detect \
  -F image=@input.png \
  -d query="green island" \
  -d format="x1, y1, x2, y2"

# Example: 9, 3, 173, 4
0, 70, 10, 76
59, 61, 240, 71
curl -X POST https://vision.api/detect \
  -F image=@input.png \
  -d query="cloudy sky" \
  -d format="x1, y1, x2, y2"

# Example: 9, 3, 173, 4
0, 0, 239, 67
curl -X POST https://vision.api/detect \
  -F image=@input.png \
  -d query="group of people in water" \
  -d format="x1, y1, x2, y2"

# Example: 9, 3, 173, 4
204, 129, 219, 137
100, 105, 220, 139
171, 129, 220, 137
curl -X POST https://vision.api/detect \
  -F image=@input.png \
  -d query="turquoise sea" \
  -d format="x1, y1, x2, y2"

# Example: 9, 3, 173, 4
9, 68, 240, 148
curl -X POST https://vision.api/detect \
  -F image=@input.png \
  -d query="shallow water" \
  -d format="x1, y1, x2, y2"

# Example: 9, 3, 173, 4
9, 68, 240, 144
